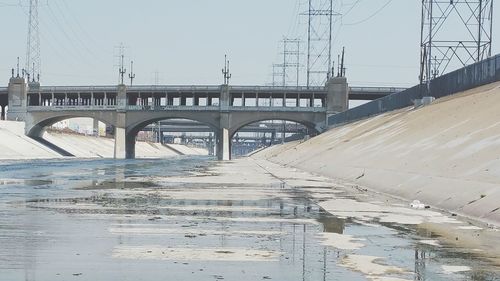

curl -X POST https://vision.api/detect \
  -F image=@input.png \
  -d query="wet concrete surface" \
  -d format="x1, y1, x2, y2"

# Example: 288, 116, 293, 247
0, 156, 499, 280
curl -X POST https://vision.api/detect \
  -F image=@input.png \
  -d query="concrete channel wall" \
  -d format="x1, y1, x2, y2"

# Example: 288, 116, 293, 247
329, 54, 500, 127
0, 121, 207, 160
254, 82, 500, 226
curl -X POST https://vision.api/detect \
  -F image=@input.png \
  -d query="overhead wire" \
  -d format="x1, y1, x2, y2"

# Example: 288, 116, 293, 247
343, 0, 394, 26
51, 0, 103, 61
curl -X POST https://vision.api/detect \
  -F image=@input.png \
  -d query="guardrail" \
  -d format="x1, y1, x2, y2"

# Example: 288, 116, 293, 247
230, 85, 326, 92
229, 106, 326, 113
349, 86, 406, 93
129, 85, 222, 92
329, 53, 500, 127
27, 105, 117, 111
31, 86, 119, 93
26, 104, 326, 113
126, 105, 220, 111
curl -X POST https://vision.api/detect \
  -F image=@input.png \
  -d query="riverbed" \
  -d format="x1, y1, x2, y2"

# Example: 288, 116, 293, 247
0, 156, 498, 280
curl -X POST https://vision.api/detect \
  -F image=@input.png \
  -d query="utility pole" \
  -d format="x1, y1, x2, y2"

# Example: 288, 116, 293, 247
119, 55, 126, 85
115, 43, 127, 85
128, 61, 136, 86
338, 47, 345, 77
222, 54, 232, 85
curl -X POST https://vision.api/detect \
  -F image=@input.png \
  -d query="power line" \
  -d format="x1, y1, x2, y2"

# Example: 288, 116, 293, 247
342, 0, 393, 26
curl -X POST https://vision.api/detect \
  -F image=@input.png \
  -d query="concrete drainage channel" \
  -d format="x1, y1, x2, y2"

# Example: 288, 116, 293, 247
0, 157, 498, 280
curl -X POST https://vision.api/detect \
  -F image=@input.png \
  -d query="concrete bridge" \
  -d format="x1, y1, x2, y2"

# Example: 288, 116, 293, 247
2, 75, 402, 160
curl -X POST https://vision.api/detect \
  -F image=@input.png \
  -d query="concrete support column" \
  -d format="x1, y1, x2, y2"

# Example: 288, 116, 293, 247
117, 84, 127, 109
114, 86, 130, 159
0, 105, 5, 120
114, 127, 127, 159
326, 77, 349, 115
7, 76, 27, 121
93, 118, 99, 136
216, 128, 231, 161
219, 85, 230, 110
216, 84, 231, 160
113, 110, 134, 159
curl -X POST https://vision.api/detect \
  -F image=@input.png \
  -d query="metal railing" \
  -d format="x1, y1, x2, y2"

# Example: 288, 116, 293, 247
128, 85, 221, 92
228, 106, 326, 113
230, 85, 326, 92
349, 86, 407, 93
28, 105, 117, 112
31, 85, 119, 93
329, 53, 500, 127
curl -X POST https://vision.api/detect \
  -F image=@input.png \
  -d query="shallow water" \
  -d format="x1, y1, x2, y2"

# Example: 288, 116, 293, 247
0, 156, 498, 280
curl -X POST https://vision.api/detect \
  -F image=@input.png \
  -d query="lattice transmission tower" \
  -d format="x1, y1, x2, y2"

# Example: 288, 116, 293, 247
25, 0, 41, 83
274, 38, 301, 87
302, 0, 339, 87
419, 0, 494, 93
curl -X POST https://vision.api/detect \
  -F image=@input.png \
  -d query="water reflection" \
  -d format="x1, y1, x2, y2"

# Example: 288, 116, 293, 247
0, 158, 499, 280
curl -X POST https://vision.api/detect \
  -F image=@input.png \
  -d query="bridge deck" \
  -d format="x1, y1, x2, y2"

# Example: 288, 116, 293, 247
19, 85, 403, 100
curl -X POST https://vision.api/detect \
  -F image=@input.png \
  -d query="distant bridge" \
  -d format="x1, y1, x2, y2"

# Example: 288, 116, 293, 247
2, 76, 403, 160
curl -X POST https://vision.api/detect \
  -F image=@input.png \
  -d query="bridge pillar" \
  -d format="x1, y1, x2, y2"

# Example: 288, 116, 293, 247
326, 77, 349, 119
216, 127, 231, 161
114, 127, 127, 159
216, 85, 232, 160
117, 84, 127, 109
0, 105, 5, 120
7, 76, 28, 121
113, 105, 135, 159
93, 118, 99, 136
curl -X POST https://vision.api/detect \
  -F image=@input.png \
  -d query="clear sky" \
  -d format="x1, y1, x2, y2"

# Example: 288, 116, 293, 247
0, 0, 498, 87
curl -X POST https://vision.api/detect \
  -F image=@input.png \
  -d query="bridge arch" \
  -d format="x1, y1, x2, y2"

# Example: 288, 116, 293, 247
227, 113, 324, 159
124, 111, 220, 158
228, 113, 323, 139
26, 111, 117, 138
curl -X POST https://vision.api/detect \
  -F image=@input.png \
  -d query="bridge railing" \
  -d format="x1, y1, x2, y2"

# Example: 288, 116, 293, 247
126, 105, 220, 111
129, 85, 222, 92
230, 85, 326, 92
329, 53, 500, 127
228, 106, 326, 112
349, 86, 407, 93
32, 86, 119, 93
28, 105, 117, 111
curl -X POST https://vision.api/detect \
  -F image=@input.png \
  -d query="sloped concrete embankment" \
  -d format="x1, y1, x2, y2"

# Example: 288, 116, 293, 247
0, 121, 208, 159
253, 82, 500, 225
